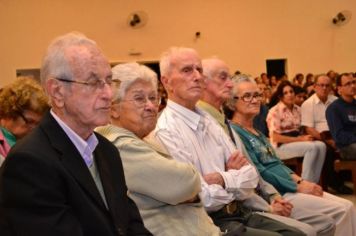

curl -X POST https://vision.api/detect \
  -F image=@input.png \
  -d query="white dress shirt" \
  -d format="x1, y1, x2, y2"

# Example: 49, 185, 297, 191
153, 100, 258, 212
301, 94, 337, 132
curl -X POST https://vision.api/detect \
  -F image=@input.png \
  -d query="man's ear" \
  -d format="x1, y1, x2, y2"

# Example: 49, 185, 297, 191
161, 76, 171, 92
201, 75, 208, 90
110, 103, 120, 119
337, 86, 342, 95
46, 78, 65, 107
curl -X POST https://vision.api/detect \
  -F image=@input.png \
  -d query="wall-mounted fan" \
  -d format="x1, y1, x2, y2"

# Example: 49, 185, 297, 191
332, 10, 352, 26
127, 11, 148, 29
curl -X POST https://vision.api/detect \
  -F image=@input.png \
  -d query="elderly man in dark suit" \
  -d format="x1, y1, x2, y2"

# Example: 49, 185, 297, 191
0, 32, 151, 236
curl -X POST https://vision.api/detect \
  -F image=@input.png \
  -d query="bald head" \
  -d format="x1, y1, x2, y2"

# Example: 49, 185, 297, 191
159, 47, 204, 110
201, 58, 232, 109
160, 47, 200, 77
202, 58, 229, 81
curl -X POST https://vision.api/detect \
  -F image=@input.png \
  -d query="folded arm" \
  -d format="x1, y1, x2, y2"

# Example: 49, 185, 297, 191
117, 138, 200, 205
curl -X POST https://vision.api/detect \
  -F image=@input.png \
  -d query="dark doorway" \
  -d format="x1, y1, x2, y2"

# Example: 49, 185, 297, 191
144, 62, 160, 79
266, 59, 287, 78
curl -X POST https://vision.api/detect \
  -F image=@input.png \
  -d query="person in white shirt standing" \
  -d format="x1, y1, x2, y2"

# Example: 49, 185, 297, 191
301, 74, 352, 194
151, 47, 306, 236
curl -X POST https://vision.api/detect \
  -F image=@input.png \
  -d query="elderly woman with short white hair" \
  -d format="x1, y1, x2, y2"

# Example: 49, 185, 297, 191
96, 62, 220, 236
227, 74, 356, 236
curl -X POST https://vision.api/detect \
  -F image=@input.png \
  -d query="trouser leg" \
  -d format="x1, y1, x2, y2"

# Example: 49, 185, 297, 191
246, 213, 306, 236
209, 209, 283, 236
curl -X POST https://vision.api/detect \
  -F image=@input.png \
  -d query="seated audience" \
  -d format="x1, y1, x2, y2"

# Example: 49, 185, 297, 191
266, 80, 326, 183
151, 47, 306, 236
261, 73, 270, 86
303, 73, 314, 95
293, 86, 307, 106
96, 62, 221, 235
270, 75, 279, 94
199, 59, 335, 236
254, 83, 271, 136
258, 82, 272, 106
227, 75, 356, 236
0, 32, 151, 235
293, 73, 304, 87
301, 74, 352, 194
0, 77, 49, 158
304, 73, 314, 87
326, 73, 356, 160
326, 70, 338, 85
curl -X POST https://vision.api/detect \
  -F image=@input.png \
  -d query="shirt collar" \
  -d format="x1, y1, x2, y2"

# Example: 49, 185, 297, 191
314, 94, 335, 105
278, 101, 297, 112
50, 110, 98, 167
167, 100, 202, 130
339, 97, 356, 105
197, 100, 223, 118
197, 100, 226, 128
0, 130, 4, 143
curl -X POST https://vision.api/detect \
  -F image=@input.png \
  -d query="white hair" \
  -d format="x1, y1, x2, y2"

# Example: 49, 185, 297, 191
226, 74, 256, 111
159, 47, 198, 77
40, 32, 97, 91
111, 62, 158, 102
201, 57, 221, 80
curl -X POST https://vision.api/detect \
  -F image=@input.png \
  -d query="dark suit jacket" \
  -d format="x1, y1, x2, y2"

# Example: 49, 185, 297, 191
0, 112, 152, 236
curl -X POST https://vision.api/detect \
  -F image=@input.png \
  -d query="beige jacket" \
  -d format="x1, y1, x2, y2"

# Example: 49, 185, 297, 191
96, 125, 221, 236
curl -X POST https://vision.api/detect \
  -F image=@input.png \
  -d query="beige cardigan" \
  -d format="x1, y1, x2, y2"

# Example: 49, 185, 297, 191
96, 125, 221, 236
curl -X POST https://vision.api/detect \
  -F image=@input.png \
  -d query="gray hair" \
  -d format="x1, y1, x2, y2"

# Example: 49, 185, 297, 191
111, 62, 158, 102
314, 74, 329, 84
202, 57, 221, 80
40, 32, 97, 91
226, 74, 255, 111
159, 47, 198, 77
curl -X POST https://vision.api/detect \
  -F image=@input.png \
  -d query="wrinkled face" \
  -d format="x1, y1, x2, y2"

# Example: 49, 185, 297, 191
281, 85, 295, 107
162, 51, 204, 109
314, 75, 332, 101
2, 110, 43, 139
234, 82, 262, 117
112, 80, 158, 138
338, 74, 356, 99
59, 46, 113, 136
205, 61, 232, 102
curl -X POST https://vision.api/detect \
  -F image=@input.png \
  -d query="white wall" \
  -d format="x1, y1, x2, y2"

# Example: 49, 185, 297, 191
0, 0, 355, 86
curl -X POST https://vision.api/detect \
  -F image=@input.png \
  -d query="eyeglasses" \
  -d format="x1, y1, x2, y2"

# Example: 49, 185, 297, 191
55, 77, 115, 92
341, 80, 356, 87
234, 92, 263, 102
315, 83, 331, 88
122, 94, 161, 108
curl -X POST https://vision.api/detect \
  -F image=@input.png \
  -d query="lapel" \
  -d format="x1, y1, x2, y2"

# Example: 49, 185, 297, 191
40, 112, 108, 210
94, 142, 123, 223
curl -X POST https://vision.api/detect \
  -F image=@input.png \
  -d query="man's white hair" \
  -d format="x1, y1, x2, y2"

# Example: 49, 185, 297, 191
159, 47, 198, 77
